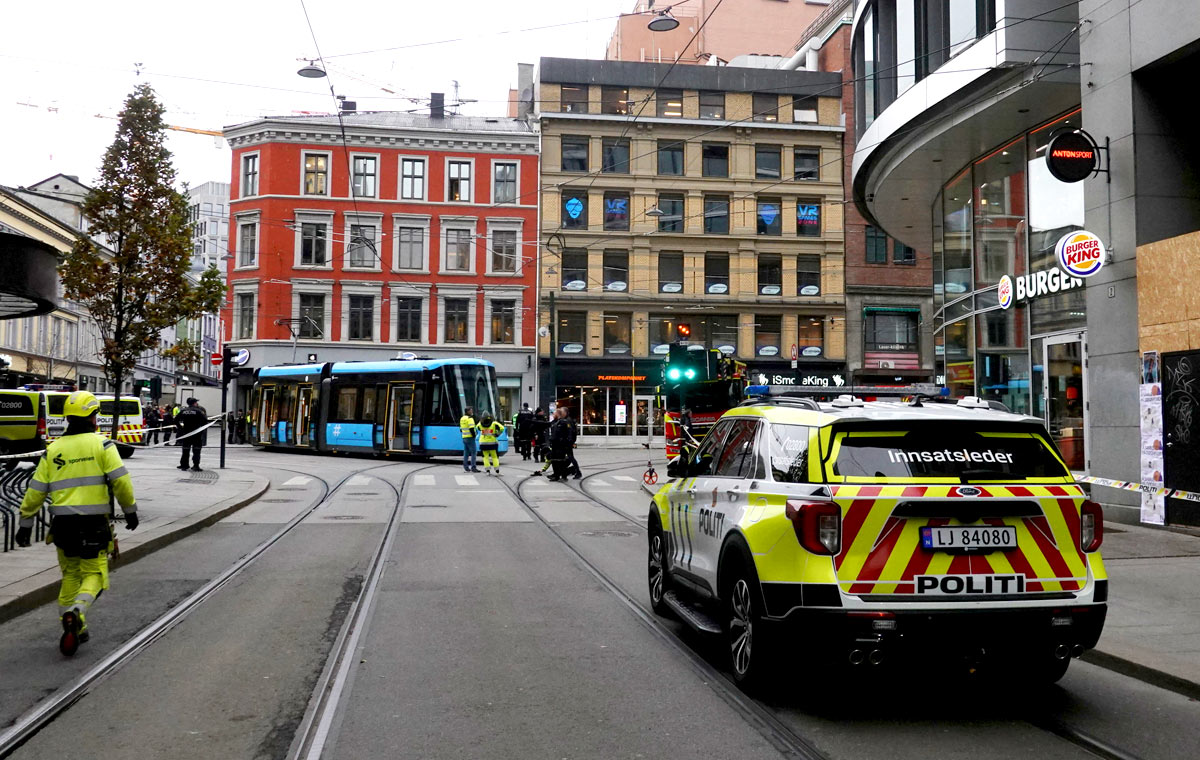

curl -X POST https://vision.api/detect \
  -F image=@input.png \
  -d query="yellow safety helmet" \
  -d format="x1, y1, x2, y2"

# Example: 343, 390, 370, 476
64, 390, 101, 418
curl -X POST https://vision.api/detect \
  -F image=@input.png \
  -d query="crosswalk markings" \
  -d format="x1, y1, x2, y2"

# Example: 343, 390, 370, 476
413, 474, 435, 486
347, 475, 371, 486
590, 478, 611, 487
455, 474, 478, 486
613, 475, 636, 482
283, 476, 311, 486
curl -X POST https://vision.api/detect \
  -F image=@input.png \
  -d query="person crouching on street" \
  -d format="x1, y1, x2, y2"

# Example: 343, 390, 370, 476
546, 408, 574, 481
476, 413, 505, 476
15, 390, 139, 656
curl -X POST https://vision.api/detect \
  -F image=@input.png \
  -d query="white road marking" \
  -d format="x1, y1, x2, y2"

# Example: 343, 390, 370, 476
589, 478, 611, 487
347, 475, 371, 486
455, 475, 478, 486
613, 475, 637, 482
282, 476, 311, 486
413, 474, 435, 486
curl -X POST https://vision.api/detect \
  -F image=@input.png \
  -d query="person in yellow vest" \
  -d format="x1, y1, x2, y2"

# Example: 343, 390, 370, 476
15, 390, 139, 656
476, 413, 505, 476
459, 406, 479, 473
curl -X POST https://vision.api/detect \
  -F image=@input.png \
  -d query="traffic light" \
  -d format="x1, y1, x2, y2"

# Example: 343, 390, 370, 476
675, 322, 691, 341
150, 376, 162, 400
664, 343, 703, 383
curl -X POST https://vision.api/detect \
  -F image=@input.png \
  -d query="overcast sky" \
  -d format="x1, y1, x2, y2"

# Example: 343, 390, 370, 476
2, 0, 634, 190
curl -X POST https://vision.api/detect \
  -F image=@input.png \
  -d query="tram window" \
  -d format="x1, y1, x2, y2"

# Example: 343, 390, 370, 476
362, 387, 377, 421
335, 386, 359, 421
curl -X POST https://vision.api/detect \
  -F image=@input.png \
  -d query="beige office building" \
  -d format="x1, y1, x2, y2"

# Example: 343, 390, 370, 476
536, 57, 846, 437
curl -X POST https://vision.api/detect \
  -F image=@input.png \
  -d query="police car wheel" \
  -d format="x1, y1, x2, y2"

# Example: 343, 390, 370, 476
723, 554, 771, 688
647, 515, 671, 616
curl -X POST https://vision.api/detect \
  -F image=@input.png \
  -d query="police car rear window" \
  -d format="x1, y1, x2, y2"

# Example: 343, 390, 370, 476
829, 428, 1069, 482
99, 400, 141, 416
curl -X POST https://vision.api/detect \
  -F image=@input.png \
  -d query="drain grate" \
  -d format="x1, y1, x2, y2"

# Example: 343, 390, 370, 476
177, 478, 214, 485
579, 530, 637, 538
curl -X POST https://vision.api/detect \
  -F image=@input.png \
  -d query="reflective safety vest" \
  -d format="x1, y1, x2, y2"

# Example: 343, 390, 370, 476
477, 421, 504, 445
19, 432, 137, 529
459, 415, 476, 439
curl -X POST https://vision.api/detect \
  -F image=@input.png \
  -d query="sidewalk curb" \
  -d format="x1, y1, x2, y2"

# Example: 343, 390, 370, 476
1082, 649, 1200, 702
0, 473, 270, 625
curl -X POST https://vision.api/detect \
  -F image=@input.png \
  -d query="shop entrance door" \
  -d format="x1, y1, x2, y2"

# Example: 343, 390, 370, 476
1163, 350, 1200, 525
386, 383, 415, 453
634, 395, 659, 441
258, 387, 275, 444
1042, 333, 1087, 471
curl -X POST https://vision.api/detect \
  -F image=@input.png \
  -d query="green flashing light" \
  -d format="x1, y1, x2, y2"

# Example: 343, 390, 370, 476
684, 368, 697, 380
667, 367, 682, 381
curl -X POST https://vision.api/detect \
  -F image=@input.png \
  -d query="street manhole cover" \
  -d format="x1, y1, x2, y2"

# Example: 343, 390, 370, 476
258, 499, 295, 503
579, 530, 636, 538
408, 504, 448, 509
177, 478, 214, 485
324, 515, 365, 520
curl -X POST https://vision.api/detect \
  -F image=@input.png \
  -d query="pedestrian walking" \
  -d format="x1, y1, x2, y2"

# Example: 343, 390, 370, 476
227, 409, 241, 444
15, 390, 139, 656
565, 409, 582, 479
145, 405, 161, 445
514, 403, 534, 460
160, 405, 173, 446
175, 397, 208, 471
476, 413, 505, 476
459, 406, 479, 473
234, 409, 247, 445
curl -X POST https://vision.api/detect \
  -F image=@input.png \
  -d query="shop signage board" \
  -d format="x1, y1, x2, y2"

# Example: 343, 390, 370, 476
1046, 131, 1099, 183
998, 230, 1105, 310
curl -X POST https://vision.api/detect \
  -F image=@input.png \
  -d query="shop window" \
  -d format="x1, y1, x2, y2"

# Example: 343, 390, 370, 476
757, 255, 782, 295
560, 84, 588, 113
973, 136, 1026, 290
755, 315, 781, 357
658, 140, 684, 175
603, 191, 630, 230
755, 145, 781, 179
561, 136, 589, 172
557, 311, 586, 355
756, 197, 782, 236
657, 193, 684, 232
699, 91, 725, 119
603, 250, 628, 292
797, 255, 821, 296
601, 86, 629, 115
794, 148, 820, 181
866, 311, 917, 351
561, 249, 588, 291
752, 93, 778, 122
866, 225, 888, 263
603, 313, 632, 355
798, 316, 824, 356
601, 137, 630, 173
658, 252, 684, 293
702, 143, 729, 177
656, 89, 683, 117
703, 196, 729, 234
561, 190, 588, 229
704, 253, 730, 294
796, 201, 821, 237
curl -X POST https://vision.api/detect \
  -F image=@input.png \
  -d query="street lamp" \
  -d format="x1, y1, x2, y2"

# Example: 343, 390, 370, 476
647, 6, 680, 32
297, 60, 327, 78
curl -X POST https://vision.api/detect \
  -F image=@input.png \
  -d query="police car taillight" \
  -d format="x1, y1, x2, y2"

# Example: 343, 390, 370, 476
785, 501, 841, 555
1080, 500, 1103, 552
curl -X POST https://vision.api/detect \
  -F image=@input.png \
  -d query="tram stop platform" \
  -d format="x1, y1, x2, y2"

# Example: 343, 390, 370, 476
0, 456, 268, 624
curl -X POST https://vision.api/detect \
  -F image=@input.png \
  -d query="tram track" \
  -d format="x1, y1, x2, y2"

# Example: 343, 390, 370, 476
0, 458, 429, 758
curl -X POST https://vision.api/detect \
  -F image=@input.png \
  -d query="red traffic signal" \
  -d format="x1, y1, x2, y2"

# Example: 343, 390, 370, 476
676, 323, 691, 339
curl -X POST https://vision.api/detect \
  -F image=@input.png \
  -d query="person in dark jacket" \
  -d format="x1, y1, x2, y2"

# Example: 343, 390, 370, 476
144, 405, 161, 445
564, 410, 582, 479
545, 408, 574, 481
514, 403, 534, 460
531, 408, 550, 462
175, 397, 209, 471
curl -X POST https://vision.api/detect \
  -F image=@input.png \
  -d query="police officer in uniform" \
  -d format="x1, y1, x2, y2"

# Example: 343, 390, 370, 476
514, 403, 534, 460
175, 397, 208, 471
459, 406, 479, 473
16, 391, 139, 656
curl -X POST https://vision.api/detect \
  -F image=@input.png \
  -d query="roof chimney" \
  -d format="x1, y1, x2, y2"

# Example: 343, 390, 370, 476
431, 92, 445, 119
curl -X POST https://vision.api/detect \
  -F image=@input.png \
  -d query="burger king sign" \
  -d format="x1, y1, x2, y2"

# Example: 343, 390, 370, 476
997, 275, 1014, 309
1056, 230, 1106, 278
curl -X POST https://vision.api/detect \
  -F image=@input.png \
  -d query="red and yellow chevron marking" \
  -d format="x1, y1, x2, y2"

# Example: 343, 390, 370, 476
100, 423, 146, 444
829, 484, 1091, 595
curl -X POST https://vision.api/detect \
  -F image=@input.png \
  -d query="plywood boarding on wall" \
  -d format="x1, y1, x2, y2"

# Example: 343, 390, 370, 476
1138, 229, 1200, 354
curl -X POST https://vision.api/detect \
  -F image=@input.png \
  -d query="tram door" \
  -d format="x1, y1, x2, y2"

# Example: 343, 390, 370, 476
296, 385, 313, 447
386, 382, 415, 452
258, 387, 275, 444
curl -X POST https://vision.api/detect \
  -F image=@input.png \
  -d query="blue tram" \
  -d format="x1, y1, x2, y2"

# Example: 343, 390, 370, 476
249, 358, 507, 457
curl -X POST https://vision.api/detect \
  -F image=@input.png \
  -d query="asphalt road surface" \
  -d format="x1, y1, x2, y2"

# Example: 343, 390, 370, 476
1, 446, 1198, 759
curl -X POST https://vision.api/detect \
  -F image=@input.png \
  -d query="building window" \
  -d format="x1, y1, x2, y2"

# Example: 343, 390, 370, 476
491, 229, 518, 273
560, 84, 588, 113
798, 316, 824, 356
755, 145, 781, 179
395, 297, 422, 342
444, 299, 470, 343
493, 162, 517, 204
241, 154, 258, 197
601, 138, 630, 174
348, 295, 374, 341
796, 201, 821, 237
444, 229, 472, 271
601, 86, 629, 115
447, 160, 471, 202
401, 158, 425, 200
557, 311, 586, 355
597, 192, 628, 232
797, 255, 821, 296
894, 241, 916, 264
753, 93, 778, 122
561, 136, 589, 172
657, 140, 684, 176
755, 315, 781, 356
794, 148, 820, 181
704, 253, 730, 294
757, 255, 782, 295
656, 89, 683, 117
491, 300, 515, 344
561, 191, 588, 229
658, 252, 684, 293
702, 143, 729, 177
298, 294, 325, 338
561, 249, 588, 291
866, 311, 918, 352
603, 312, 632, 355
300, 222, 327, 266
756, 198, 782, 236
352, 156, 377, 197
699, 91, 725, 119
236, 293, 255, 339
866, 225, 888, 263
396, 227, 424, 270
348, 224, 375, 268
657, 193, 684, 233
603, 250, 628, 292
703, 196, 729, 234
238, 223, 257, 267
792, 96, 817, 123
303, 153, 328, 195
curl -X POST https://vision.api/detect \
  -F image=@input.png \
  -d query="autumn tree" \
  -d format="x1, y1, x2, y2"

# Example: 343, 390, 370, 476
60, 83, 224, 440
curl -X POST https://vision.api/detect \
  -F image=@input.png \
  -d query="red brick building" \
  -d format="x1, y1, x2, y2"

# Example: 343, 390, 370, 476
221, 108, 540, 417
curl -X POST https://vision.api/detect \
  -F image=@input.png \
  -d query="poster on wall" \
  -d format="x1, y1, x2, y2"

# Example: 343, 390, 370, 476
1139, 367, 1165, 525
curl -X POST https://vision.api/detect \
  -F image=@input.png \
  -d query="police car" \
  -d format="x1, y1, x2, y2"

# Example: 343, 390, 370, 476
647, 390, 1107, 687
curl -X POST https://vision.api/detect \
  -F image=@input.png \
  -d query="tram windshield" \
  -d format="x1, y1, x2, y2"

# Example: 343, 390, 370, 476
445, 364, 499, 420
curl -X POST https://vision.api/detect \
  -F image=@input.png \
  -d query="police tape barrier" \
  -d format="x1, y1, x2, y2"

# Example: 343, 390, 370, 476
1077, 475, 1200, 504
0, 417, 222, 460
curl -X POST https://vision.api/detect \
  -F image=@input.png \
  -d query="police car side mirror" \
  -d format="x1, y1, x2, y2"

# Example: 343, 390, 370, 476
666, 456, 686, 479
